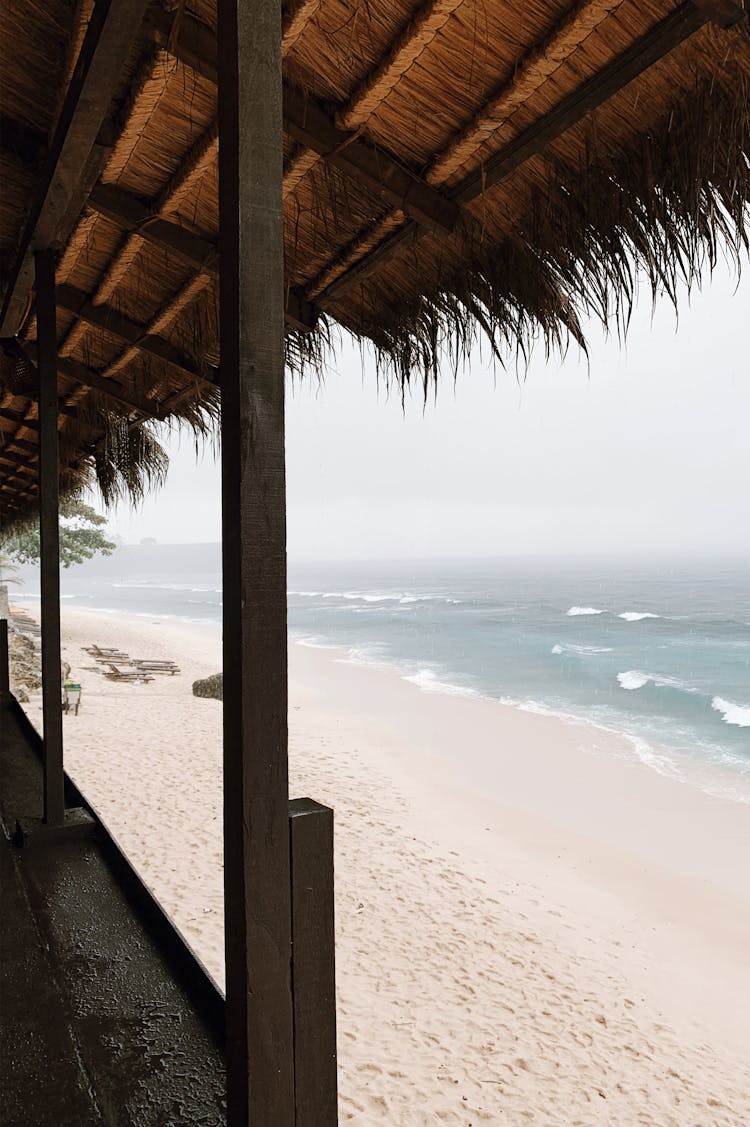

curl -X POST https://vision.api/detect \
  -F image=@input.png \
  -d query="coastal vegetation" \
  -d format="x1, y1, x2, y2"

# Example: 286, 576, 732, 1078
0, 497, 115, 569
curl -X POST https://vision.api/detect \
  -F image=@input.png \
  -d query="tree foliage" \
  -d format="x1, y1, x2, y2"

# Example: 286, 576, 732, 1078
2, 498, 116, 568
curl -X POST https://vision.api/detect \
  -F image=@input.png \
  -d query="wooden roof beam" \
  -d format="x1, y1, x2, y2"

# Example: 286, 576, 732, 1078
0, 0, 153, 336
146, 5, 460, 232
1, 480, 35, 497
282, 86, 459, 231
55, 355, 165, 419
86, 183, 317, 330
17, 342, 161, 420
54, 283, 213, 388
0, 409, 38, 430
0, 457, 35, 476
317, 0, 746, 304
1, 435, 38, 455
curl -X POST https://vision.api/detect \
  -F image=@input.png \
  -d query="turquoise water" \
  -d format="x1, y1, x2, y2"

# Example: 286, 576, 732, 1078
15, 548, 750, 800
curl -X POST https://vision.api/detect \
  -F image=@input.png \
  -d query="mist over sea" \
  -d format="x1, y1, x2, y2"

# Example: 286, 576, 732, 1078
14, 545, 750, 802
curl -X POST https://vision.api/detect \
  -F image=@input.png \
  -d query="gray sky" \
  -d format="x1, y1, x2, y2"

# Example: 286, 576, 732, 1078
103, 263, 750, 559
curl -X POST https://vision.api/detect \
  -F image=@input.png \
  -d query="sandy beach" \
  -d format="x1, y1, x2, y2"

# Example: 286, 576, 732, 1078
16, 604, 750, 1124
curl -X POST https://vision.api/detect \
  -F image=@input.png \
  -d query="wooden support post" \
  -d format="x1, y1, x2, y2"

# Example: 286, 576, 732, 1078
218, 0, 295, 1123
0, 618, 9, 710
35, 249, 65, 828
289, 799, 338, 1125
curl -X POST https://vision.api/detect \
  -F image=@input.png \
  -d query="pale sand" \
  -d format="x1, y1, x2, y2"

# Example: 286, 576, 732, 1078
21, 605, 750, 1123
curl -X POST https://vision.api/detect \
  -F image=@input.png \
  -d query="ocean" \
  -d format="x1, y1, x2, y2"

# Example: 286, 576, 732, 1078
13, 546, 750, 803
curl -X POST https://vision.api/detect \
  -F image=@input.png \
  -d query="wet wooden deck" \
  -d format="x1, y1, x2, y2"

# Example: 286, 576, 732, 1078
0, 702, 226, 1126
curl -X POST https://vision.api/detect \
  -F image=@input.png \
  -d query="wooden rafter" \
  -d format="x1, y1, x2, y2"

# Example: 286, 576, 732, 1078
146, 6, 460, 232
283, 85, 459, 231
1, 435, 38, 455
56, 355, 165, 419
54, 283, 214, 388
0, 0, 153, 336
85, 183, 317, 330
316, 0, 745, 304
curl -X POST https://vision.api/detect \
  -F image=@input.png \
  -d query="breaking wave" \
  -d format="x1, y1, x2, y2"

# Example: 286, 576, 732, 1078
712, 697, 750, 728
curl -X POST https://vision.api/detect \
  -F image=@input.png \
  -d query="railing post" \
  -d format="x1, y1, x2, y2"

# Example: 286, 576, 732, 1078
35, 248, 65, 827
289, 799, 338, 1125
0, 619, 9, 710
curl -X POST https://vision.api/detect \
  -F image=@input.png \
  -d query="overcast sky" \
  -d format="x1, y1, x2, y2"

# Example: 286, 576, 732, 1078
102, 263, 749, 559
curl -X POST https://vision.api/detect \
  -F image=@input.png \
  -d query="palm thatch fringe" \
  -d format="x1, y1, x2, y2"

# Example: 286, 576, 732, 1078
345, 73, 750, 396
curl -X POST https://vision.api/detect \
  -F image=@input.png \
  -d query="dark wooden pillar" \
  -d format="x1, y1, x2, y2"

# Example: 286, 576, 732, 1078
217, 0, 295, 1123
35, 249, 65, 827
289, 799, 338, 1125
0, 618, 9, 710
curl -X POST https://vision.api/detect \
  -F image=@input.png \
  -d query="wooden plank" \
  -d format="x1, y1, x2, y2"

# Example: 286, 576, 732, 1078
86, 183, 318, 330
318, 0, 729, 304
55, 283, 213, 387
0, 0, 153, 336
0, 619, 9, 711
35, 250, 65, 828
147, 5, 459, 231
218, 0, 295, 1123
288, 799, 338, 1125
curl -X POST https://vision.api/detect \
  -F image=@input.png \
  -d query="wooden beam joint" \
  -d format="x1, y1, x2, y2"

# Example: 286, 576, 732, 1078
147, 4, 460, 232
86, 183, 319, 330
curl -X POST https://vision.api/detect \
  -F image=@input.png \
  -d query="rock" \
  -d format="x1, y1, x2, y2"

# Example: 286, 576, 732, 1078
8, 628, 41, 697
192, 672, 223, 701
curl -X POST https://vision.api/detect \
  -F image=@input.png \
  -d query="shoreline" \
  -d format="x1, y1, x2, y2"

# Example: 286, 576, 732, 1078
14, 592, 750, 810
12, 603, 750, 1121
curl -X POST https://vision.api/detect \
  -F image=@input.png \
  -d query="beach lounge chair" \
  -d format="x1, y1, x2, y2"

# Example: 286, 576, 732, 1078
131, 660, 180, 675
103, 664, 154, 683
86, 645, 131, 661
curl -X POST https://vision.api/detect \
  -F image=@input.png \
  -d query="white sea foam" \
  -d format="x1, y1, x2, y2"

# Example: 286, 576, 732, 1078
618, 670, 650, 690
566, 606, 604, 616
618, 670, 697, 694
288, 590, 321, 597
399, 594, 461, 604
552, 643, 613, 656
321, 591, 398, 603
293, 635, 338, 650
712, 696, 750, 728
628, 736, 682, 779
618, 611, 660, 622
403, 668, 479, 699
318, 590, 459, 605
335, 644, 390, 667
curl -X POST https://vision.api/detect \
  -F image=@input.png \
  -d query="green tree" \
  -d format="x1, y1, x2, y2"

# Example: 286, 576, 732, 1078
2, 498, 116, 568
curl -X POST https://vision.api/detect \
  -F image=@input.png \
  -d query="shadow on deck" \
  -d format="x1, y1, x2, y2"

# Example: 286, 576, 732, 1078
0, 700, 227, 1126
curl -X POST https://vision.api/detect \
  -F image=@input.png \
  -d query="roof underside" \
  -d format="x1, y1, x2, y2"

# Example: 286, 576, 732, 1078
1, 0, 749, 521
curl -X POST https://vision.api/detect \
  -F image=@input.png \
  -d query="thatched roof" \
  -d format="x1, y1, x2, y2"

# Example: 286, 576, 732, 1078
1, 0, 749, 523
